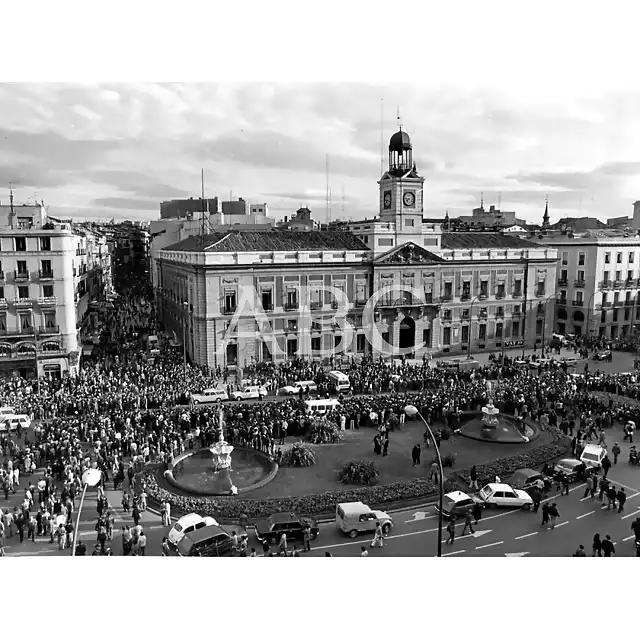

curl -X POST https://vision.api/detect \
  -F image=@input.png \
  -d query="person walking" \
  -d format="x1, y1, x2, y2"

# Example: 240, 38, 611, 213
573, 544, 586, 556
445, 516, 456, 545
616, 487, 626, 513
303, 523, 312, 552
472, 501, 482, 525
592, 533, 602, 557
606, 485, 617, 510
611, 442, 621, 465
601, 534, 615, 557
601, 454, 612, 479
584, 474, 594, 499
548, 503, 560, 529
469, 465, 478, 491
462, 509, 475, 536
360, 546, 369, 557
371, 521, 384, 548
411, 444, 421, 467
541, 503, 550, 527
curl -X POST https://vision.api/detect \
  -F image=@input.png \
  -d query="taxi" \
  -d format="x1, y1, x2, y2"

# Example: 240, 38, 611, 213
478, 483, 533, 509
167, 513, 219, 548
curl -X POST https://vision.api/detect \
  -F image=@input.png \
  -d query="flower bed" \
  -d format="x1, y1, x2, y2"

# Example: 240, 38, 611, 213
143, 421, 571, 519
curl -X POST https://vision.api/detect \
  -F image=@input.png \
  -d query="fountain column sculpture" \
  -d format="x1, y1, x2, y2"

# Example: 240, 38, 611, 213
481, 380, 500, 429
209, 408, 238, 495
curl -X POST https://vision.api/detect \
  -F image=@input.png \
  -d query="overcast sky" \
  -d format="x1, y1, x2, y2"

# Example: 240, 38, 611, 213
3, 4, 640, 226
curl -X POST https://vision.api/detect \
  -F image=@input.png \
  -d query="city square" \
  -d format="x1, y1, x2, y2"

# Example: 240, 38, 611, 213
2, 85, 640, 561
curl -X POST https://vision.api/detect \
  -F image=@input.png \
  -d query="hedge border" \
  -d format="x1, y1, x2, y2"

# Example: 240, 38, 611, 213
143, 422, 571, 521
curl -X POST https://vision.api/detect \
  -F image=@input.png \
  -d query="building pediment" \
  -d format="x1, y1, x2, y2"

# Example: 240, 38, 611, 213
374, 242, 443, 265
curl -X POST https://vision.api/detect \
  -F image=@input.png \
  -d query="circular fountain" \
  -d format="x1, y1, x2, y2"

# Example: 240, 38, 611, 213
456, 381, 536, 444
164, 409, 277, 496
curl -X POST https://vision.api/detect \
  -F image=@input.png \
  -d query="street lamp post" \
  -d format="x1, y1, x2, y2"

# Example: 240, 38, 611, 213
540, 293, 558, 358
71, 467, 102, 556
405, 404, 444, 557
466, 296, 480, 359
182, 301, 189, 378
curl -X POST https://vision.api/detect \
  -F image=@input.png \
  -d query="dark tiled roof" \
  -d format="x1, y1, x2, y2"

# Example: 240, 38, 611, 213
163, 230, 369, 253
441, 232, 539, 250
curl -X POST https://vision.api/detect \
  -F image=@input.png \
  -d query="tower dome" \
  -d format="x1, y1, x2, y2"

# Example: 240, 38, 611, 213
389, 129, 412, 152
388, 127, 413, 174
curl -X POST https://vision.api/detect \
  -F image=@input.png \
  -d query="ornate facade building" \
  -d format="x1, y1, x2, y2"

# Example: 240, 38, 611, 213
156, 128, 558, 367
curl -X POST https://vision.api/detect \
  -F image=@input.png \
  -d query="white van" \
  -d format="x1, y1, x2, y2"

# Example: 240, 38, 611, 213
336, 502, 393, 538
231, 385, 268, 401
580, 443, 606, 470
304, 398, 341, 416
0, 414, 31, 432
191, 388, 229, 405
327, 371, 350, 392
0, 406, 15, 417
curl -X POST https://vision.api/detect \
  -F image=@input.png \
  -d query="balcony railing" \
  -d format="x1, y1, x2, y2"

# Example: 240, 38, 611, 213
512, 310, 522, 317
38, 296, 58, 306
613, 281, 624, 289
460, 294, 471, 302
495, 312, 505, 318
572, 300, 584, 307
557, 298, 568, 306
557, 278, 568, 286
478, 292, 489, 300
495, 292, 506, 299
574, 280, 586, 288
355, 299, 367, 307
14, 297, 34, 307
600, 280, 611, 289
310, 301, 323, 310
39, 269, 54, 280
0, 328, 35, 336
600, 302, 612, 308
625, 300, 635, 306
535, 290, 546, 297
14, 270, 30, 282
38, 325, 60, 335
284, 302, 299, 311
441, 294, 453, 302
222, 306, 237, 315
512, 291, 522, 298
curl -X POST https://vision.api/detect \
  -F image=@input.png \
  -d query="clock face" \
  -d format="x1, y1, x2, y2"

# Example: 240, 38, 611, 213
403, 191, 416, 207
383, 191, 392, 209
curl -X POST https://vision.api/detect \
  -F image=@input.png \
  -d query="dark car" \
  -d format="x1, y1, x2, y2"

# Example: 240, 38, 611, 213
254, 512, 319, 545
176, 524, 235, 557
510, 468, 552, 495
593, 350, 611, 361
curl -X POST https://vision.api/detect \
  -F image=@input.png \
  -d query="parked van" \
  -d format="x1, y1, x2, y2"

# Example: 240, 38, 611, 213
191, 388, 229, 405
327, 370, 350, 392
304, 398, 341, 416
0, 414, 31, 432
335, 501, 393, 538
231, 385, 267, 401
146, 335, 159, 350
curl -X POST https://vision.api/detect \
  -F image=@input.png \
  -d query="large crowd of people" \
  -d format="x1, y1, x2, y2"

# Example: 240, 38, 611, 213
2, 266, 640, 556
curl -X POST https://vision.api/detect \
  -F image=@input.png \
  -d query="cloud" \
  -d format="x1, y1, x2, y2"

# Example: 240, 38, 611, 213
91, 197, 159, 210
83, 170, 190, 199
506, 161, 640, 190
196, 130, 378, 178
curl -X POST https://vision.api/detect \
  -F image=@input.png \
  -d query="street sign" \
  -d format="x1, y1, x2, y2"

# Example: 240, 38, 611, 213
505, 552, 529, 557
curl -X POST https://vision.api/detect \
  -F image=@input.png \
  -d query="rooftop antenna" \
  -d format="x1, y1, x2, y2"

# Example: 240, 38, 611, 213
326, 154, 330, 224
380, 98, 384, 176
9, 182, 15, 215
200, 168, 206, 249
480, 192, 484, 209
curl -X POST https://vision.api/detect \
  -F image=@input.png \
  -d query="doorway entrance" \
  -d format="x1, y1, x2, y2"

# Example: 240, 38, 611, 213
399, 316, 415, 354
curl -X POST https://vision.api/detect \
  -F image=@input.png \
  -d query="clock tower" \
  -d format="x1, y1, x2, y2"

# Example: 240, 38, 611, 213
378, 126, 425, 242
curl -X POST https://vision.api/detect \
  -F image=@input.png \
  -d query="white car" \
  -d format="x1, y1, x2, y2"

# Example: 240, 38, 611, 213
0, 414, 31, 432
231, 385, 268, 401
478, 483, 533, 510
280, 380, 318, 396
167, 513, 219, 547
191, 388, 229, 405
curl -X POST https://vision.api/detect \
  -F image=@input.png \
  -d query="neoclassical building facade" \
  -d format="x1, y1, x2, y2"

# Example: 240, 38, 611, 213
156, 128, 558, 367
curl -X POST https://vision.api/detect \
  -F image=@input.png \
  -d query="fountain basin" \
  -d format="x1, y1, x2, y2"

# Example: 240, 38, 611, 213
165, 447, 277, 496
456, 412, 538, 444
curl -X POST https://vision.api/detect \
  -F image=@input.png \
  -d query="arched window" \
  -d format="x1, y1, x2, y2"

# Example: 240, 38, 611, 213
573, 310, 585, 322
557, 308, 568, 320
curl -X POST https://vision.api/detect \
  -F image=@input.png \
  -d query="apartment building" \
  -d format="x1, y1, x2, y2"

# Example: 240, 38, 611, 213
539, 230, 640, 338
